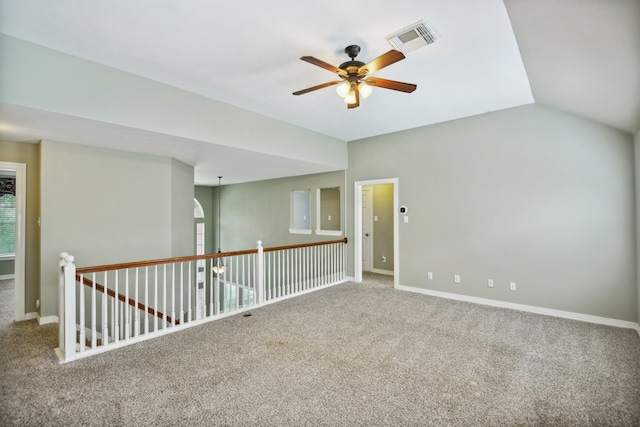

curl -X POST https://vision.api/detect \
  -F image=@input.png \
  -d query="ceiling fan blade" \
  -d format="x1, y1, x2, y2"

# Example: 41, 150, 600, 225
293, 80, 342, 96
364, 77, 417, 93
300, 56, 346, 76
358, 50, 405, 77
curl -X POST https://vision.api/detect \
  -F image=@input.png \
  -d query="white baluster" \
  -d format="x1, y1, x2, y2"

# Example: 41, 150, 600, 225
144, 267, 149, 334
295, 248, 300, 293
171, 263, 176, 327
134, 268, 140, 337
277, 251, 281, 298
79, 273, 85, 352
209, 258, 215, 317
162, 264, 167, 329
303, 247, 308, 291
114, 270, 120, 343
233, 257, 239, 311
323, 245, 328, 285
154, 266, 158, 332
315, 246, 318, 286
124, 269, 130, 340
102, 272, 108, 346
214, 260, 219, 315
187, 261, 192, 323
92, 273, 99, 347
179, 262, 184, 325
241, 255, 245, 307
110, 274, 115, 344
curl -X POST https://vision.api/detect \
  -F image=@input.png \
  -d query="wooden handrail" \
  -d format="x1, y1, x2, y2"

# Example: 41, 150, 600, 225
263, 238, 348, 253
76, 274, 179, 325
76, 249, 258, 274
76, 238, 348, 274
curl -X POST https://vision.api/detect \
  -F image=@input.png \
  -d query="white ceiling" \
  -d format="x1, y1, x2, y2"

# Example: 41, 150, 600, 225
0, 0, 638, 185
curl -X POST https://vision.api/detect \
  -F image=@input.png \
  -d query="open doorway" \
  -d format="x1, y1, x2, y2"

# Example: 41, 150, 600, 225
0, 162, 26, 322
354, 178, 399, 288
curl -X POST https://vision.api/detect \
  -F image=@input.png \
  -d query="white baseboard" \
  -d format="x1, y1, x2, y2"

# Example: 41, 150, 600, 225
397, 285, 640, 333
370, 268, 394, 276
37, 314, 59, 325
0, 274, 15, 280
24, 312, 37, 321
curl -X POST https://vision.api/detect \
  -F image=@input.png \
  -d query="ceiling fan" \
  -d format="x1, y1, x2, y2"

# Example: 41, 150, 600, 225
293, 45, 417, 109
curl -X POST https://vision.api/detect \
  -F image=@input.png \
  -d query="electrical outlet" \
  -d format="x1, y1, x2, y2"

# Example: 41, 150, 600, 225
382, 256, 386, 263
510, 282, 516, 291
427, 272, 433, 280
488, 279, 494, 288
454, 274, 461, 283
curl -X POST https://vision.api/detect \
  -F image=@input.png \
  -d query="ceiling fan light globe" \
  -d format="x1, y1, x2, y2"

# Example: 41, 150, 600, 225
344, 91, 356, 104
359, 82, 373, 99
336, 81, 350, 98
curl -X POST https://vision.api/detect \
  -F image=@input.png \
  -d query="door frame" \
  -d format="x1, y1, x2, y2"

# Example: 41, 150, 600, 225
0, 162, 27, 321
354, 178, 399, 288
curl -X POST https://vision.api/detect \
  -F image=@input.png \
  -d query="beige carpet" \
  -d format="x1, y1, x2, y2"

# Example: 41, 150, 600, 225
1, 275, 639, 426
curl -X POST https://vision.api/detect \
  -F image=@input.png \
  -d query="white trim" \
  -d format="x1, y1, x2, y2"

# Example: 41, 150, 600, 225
37, 314, 59, 325
354, 178, 399, 287
315, 229, 343, 236
371, 268, 394, 276
0, 274, 15, 280
24, 311, 37, 321
0, 162, 26, 322
397, 284, 640, 332
288, 228, 312, 235
0, 255, 15, 261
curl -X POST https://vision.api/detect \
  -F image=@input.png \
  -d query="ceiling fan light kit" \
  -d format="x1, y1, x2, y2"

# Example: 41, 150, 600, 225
293, 44, 417, 109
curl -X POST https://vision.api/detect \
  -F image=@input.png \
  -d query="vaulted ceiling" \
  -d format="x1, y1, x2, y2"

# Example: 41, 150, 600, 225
1, 0, 638, 185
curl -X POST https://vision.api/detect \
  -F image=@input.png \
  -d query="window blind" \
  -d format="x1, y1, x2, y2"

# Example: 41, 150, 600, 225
0, 194, 16, 256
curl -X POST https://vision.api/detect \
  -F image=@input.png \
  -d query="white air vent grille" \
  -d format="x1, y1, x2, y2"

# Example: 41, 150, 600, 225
387, 20, 439, 54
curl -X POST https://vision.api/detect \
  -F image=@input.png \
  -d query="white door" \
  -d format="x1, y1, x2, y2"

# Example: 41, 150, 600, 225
361, 187, 372, 272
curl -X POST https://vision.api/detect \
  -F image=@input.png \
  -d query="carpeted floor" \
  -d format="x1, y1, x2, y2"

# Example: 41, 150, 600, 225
1, 275, 639, 426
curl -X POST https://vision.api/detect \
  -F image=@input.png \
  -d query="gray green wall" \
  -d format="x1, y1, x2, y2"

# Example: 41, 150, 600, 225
371, 184, 394, 272
635, 129, 640, 325
0, 140, 40, 314
39, 140, 194, 318
348, 104, 636, 322
0, 260, 14, 276
198, 171, 346, 252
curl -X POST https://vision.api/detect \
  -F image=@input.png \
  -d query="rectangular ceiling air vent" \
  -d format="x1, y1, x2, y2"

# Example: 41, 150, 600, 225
386, 20, 439, 54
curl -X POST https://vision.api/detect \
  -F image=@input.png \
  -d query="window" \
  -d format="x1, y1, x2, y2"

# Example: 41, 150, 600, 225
316, 187, 342, 236
194, 198, 206, 319
0, 176, 16, 258
290, 189, 311, 234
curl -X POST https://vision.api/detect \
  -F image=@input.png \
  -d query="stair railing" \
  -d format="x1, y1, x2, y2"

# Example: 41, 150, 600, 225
56, 238, 347, 363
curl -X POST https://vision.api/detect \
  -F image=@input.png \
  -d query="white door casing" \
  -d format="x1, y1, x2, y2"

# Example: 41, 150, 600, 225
354, 178, 399, 287
0, 162, 26, 321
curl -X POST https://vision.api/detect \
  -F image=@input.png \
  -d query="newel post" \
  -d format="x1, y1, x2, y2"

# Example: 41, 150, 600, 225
256, 241, 264, 305
57, 252, 77, 363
